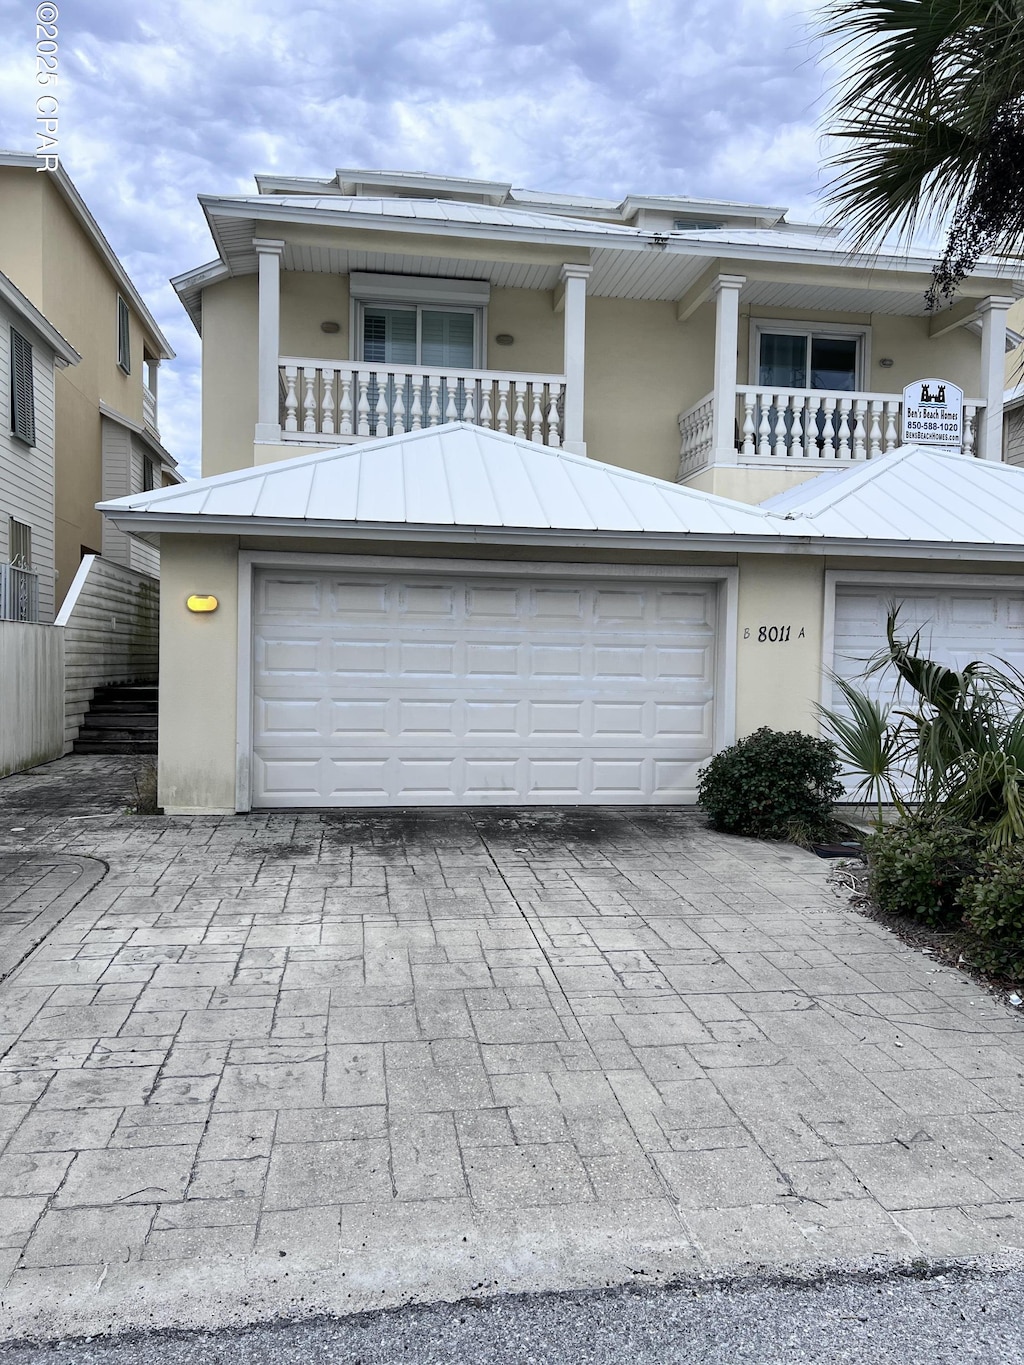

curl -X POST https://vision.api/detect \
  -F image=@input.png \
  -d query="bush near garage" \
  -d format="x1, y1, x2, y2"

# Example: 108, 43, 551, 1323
864, 817, 984, 928
696, 726, 843, 842
960, 847, 1024, 977
818, 606, 1024, 980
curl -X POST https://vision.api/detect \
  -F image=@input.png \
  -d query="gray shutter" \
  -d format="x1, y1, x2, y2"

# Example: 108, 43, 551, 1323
10, 329, 35, 445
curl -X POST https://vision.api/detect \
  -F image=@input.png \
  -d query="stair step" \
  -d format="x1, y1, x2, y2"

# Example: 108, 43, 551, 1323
81, 713, 158, 729
74, 739, 157, 755
73, 681, 160, 757
86, 709, 158, 720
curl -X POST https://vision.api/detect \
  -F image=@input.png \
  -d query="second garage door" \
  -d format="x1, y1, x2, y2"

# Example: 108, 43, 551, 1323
832, 582, 1024, 693
251, 568, 719, 806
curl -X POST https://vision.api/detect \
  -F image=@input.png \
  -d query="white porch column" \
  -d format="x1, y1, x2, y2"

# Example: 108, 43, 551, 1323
977, 295, 1013, 461
254, 238, 285, 444
711, 274, 745, 465
558, 263, 591, 456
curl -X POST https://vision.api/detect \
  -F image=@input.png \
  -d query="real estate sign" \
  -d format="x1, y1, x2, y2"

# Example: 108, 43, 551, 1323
902, 378, 964, 447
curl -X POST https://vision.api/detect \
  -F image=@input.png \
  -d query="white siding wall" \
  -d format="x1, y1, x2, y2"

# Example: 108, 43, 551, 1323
0, 300, 57, 622
0, 621, 64, 775
56, 554, 159, 750
100, 417, 160, 577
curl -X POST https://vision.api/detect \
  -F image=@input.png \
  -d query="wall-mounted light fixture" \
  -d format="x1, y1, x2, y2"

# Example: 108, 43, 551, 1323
879, 357, 895, 368
186, 594, 219, 613
321, 320, 341, 334
495, 333, 514, 346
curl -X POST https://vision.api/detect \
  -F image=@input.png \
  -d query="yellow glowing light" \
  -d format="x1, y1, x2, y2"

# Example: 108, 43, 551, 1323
186, 594, 219, 613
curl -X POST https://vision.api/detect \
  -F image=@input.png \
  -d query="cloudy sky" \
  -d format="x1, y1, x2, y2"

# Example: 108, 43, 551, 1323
0, 0, 837, 477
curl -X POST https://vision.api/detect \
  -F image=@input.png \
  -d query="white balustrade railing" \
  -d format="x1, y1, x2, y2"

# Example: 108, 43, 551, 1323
0, 563, 40, 623
279, 360, 567, 447
678, 387, 985, 477
736, 386, 983, 461
142, 385, 158, 434
678, 393, 715, 477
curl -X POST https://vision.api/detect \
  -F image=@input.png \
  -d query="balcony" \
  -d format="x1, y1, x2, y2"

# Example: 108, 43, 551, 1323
0, 563, 39, 622
678, 386, 986, 480
142, 384, 158, 435
279, 359, 568, 447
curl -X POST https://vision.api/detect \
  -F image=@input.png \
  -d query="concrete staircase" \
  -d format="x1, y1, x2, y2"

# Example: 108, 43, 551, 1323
73, 683, 158, 755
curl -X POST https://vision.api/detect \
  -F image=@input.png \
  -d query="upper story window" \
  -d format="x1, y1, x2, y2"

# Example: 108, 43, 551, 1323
9, 328, 35, 446
361, 306, 477, 369
350, 272, 489, 373
753, 323, 866, 394
142, 456, 157, 492
673, 217, 725, 231
8, 517, 32, 569
117, 295, 131, 374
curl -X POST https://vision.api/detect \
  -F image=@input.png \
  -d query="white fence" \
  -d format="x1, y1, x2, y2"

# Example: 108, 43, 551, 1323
56, 555, 159, 752
279, 359, 568, 446
0, 622, 64, 777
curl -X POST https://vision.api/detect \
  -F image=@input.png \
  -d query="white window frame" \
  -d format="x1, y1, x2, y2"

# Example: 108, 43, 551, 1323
348, 273, 489, 370
749, 319, 871, 392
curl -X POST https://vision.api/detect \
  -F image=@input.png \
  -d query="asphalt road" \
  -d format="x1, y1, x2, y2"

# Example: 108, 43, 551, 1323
1, 1266, 1022, 1365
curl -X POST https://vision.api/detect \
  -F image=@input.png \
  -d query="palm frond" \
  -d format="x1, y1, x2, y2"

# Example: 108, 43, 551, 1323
819, 0, 1024, 273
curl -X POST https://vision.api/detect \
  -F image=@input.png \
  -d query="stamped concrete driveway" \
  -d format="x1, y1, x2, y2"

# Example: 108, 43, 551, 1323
0, 757, 1023, 1340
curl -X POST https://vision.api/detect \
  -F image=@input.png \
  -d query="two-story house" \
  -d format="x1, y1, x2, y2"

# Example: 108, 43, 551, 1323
0, 151, 180, 610
0, 269, 80, 624
101, 168, 1024, 815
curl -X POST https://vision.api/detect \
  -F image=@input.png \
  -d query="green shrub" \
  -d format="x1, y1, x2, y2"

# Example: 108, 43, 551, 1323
960, 847, 1024, 977
865, 818, 983, 927
696, 727, 843, 842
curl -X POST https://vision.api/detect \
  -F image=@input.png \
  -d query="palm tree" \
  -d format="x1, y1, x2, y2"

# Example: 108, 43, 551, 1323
821, 1, 1024, 303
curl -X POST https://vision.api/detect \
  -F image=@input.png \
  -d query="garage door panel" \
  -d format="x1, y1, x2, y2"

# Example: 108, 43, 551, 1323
833, 586, 1024, 752
331, 699, 390, 736
253, 570, 719, 806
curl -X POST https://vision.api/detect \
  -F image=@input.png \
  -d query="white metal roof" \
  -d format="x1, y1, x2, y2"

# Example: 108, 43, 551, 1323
209, 194, 640, 237
98, 422, 802, 540
760, 445, 1024, 545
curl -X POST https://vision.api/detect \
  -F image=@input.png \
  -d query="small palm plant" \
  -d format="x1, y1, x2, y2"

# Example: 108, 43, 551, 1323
819, 606, 1024, 846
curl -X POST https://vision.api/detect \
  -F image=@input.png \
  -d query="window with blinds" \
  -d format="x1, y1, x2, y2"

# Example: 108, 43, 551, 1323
117, 296, 131, 373
361, 306, 477, 368
10, 328, 35, 445
9, 518, 32, 569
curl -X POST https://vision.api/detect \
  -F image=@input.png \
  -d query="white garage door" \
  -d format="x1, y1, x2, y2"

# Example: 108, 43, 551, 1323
832, 583, 1024, 697
251, 568, 719, 807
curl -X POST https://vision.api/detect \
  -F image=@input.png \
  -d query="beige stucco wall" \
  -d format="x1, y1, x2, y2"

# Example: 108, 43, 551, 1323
0, 169, 44, 298
684, 466, 825, 504
584, 297, 715, 481
202, 276, 259, 477
158, 535, 240, 814
281, 271, 351, 360
0, 167, 164, 605
734, 554, 825, 738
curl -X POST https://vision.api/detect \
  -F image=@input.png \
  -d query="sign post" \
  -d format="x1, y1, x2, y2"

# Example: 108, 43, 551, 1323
901, 378, 964, 448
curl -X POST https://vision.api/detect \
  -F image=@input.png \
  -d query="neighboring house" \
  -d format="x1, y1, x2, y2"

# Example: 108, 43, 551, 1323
0, 269, 80, 623
0, 152, 180, 605
99, 168, 1024, 815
